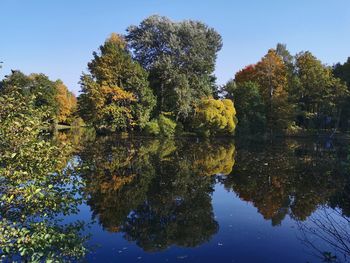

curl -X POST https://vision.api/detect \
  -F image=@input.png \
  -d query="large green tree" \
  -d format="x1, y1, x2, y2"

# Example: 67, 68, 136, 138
333, 57, 350, 88
333, 57, 350, 130
225, 80, 266, 134
78, 34, 155, 132
126, 15, 223, 120
294, 52, 348, 129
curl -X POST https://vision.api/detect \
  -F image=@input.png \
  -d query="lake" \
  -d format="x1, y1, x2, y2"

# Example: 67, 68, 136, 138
2, 130, 350, 262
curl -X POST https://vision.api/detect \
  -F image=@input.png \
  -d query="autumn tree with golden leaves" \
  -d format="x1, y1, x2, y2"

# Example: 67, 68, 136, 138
78, 34, 156, 132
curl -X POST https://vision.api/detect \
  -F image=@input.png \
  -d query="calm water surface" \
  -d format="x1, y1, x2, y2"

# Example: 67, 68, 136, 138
72, 134, 350, 263
5, 131, 350, 262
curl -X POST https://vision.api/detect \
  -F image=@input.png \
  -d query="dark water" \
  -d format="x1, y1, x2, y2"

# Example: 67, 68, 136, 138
3, 131, 350, 262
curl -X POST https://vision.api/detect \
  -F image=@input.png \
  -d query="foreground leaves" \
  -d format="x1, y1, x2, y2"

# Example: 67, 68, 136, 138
0, 90, 87, 262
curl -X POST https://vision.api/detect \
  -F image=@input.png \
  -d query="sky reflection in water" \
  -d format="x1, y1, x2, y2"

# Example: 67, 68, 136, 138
73, 134, 350, 263
2, 129, 350, 262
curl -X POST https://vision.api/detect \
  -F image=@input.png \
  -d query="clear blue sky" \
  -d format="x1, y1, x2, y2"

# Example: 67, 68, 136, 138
1, 0, 349, 94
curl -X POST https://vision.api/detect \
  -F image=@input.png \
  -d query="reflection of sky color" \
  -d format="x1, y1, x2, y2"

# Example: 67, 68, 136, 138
4, 129, 346, 262
68, 136, 348, 262
80, 184, 332, 262
1, 0, 349, 93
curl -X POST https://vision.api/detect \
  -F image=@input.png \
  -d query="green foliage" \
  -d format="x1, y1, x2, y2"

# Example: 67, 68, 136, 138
333, 57, 350, 89
0, 71, 59, 121
144, 114, 177, 137
126, 15, 222, 120
193, 97, 237, 137
276, 43, 294, 68
231, 46, 350, 134
158, 114, 177, 137
144, 119, 160, 136
0, 71, 77, 125
333, 58, 350, 130
78, 34, 156, 132
225, 81, 266, 134
294, 51, 349, 129
0, 90, 87, 261
0, 220, 86, 262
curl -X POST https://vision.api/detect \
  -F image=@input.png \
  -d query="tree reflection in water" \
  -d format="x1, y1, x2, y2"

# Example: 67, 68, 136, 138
79, 137, 236, 251
77, 135, 350, 256
220, 138, 350, 261
221, 139, 349, 225
4, 121, 349, 260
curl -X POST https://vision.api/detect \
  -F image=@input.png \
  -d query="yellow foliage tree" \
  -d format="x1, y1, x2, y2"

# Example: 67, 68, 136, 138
254, 49, 293, 131
193, 97, 237, 136
55, 82, 77, 124
78, 33, 156, 132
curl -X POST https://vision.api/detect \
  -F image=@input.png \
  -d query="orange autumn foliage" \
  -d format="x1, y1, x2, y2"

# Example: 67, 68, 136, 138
56, 83, 77, 124
100, 84, 136, 103
235, 64, 257, 85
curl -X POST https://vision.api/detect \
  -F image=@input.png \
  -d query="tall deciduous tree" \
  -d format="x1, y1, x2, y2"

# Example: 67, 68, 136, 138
225, 80, 266, 134
276, 43, 294, 69
233, 49, 293, 133
295, 52, 348, 129
56, 81, 77, 124
333, 58, 350, 88
126, 15, 223, 120
333, 58, 350, 130
235, 65, 257, 85
275, 43, 299, 95
78, 34, 156, 132
255, 49, 293, 131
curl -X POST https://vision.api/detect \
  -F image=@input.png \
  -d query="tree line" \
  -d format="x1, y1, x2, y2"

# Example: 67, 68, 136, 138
1, 15, 350, 136
0, 71, 78, 127
224, 44, 350, 135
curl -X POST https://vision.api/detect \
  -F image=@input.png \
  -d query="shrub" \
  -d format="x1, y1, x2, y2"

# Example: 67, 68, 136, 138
193, 97, 238, 137
144, 114, 177, 137
158, 114, 177, 137
144, 119, 160, 136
